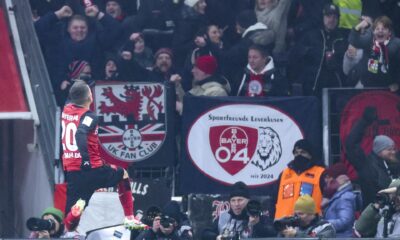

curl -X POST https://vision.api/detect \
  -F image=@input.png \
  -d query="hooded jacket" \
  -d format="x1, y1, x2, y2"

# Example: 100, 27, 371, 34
236, 56, 288, 96
323, 182, 356, 237
221, 22, 275, 87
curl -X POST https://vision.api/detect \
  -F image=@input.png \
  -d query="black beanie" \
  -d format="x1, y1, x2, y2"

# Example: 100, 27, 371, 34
229, 181, 250, 199
162, 201, 181, 223
236, 10, 257, 29
293, 139, 314, 157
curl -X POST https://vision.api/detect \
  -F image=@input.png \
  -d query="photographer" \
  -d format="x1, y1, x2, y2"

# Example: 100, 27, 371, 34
27, 207, 64, 239
135, 211, 181, 240
354, 179, 400, 238
202, 182, 275, 240
245, 200, 276, 238
162, 201, 193, 240
276, 195, 336, 238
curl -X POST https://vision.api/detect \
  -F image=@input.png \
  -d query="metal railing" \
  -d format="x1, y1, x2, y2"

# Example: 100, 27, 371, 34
5, 0, 59, 185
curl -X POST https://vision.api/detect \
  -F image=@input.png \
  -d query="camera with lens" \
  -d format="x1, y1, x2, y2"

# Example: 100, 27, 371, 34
246, 199, 262, 217
376, 192, 393, 207
160, 215, 175, 228
26, 217, 56, 232
273, 215, 300, 231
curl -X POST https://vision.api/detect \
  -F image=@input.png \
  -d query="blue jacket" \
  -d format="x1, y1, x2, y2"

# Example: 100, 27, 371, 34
323, 183, 356, 238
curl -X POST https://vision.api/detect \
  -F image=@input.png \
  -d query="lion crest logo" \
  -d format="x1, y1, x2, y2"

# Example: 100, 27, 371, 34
251, 127, 282, 171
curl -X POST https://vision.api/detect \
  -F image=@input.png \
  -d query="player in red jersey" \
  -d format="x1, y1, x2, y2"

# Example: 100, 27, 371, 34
61, 80, 143, 231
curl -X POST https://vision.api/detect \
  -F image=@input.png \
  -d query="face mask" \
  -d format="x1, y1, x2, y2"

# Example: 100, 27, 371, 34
323, 179, 339, 198
293, 155, 310, 165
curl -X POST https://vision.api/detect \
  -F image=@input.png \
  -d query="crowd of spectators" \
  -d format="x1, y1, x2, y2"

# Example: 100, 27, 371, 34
28, 0, 400, 239
30, 0, 400, 105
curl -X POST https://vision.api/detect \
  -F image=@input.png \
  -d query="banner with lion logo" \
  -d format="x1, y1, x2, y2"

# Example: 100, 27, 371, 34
179, 96, 321, 195
93, 81, 176, 167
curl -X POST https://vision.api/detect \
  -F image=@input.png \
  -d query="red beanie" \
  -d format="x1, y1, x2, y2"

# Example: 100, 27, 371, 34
195, 55, 217, 75
326, 162, 348, 178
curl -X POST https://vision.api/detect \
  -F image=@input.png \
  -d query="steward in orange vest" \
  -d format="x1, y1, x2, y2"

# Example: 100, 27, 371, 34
275, 139, 326, 219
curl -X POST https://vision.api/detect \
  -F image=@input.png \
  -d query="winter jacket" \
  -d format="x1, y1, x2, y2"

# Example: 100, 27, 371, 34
35, 12, 122, 85
323, 182, 356, 237
289, 28, 347, 96
345, 118, 400, 208
348, 28, 400, 88
277, 215, 336, 238
255, 0, 291, 54
355, 203, 400, 238
188, 75, 230, 97
221, 22, 275, 86
236, 56, 288, 96
202, 210, 276, 240
294, 216, 336, 238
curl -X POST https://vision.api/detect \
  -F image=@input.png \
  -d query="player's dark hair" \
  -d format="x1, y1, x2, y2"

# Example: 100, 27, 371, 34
68, 80, 90, 105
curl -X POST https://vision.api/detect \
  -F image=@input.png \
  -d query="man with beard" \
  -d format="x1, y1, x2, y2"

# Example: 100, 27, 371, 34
274, 139, 326, 219
346, 106, 400, 208
121, 39, 176, 83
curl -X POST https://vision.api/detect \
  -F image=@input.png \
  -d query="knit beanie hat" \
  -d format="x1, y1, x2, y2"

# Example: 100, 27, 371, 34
184, 0, 200, 7
195, 55, 217, 75
294, 195, 316, 214
154, 48, 173, 60
42, 207, 64, 223
68, 60, 90, 79
326, 162, 348, 178
373, 135, 395, 154
229, 181, 250, 199
162, 201, 181, 223
293, 139, 314, 157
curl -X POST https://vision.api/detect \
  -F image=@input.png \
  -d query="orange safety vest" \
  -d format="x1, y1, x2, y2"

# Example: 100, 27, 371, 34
275, 165, 325, 219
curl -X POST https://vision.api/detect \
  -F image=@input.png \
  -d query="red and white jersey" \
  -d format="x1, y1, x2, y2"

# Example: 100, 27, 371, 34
61, 103, 104, 171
